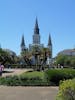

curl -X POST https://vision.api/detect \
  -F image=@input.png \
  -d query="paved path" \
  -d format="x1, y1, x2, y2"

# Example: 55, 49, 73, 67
2, 68, 32, 77
0, 86, 58, 100
1, 69, 59, 100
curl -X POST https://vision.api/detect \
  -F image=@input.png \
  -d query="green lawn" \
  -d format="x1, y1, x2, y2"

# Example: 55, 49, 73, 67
21, 71, 45, 79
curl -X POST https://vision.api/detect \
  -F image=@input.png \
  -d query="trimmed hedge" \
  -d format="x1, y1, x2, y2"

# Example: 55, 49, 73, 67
1, 69, 75, 86
56, 79, 75, 100
5, 64, 31, 68
0, 71, 49, 86
45, 69, 75, 86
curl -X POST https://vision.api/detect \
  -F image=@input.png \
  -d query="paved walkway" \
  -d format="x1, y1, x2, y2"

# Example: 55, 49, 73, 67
2, 68, 32, 77
0, 86, 58, 100
1, 69, 59, 100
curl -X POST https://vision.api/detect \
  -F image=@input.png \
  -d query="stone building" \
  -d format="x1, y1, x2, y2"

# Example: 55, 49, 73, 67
20, 18, 52, 65
58, 49, 75, 56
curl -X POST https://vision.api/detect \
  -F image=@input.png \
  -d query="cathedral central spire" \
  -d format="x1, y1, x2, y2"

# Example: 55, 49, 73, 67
34, 17, 39, 34
35, 18, 39, 29
33, 18, 40, 44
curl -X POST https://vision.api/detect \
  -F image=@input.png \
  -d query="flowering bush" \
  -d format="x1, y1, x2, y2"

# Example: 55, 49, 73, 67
56, 79, 75, 100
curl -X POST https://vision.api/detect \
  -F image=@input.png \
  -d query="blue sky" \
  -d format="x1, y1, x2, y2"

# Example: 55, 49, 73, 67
0, 0, 75, 57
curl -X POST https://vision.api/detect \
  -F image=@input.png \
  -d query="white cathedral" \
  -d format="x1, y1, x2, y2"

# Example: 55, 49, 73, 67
20, 18, 52, 65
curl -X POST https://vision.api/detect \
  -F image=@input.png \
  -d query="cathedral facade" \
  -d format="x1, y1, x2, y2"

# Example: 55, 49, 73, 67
29, 18, 44, 51
20, 18, 52, 61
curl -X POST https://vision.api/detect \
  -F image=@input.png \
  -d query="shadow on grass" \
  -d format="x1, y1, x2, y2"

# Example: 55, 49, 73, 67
3, 71, 14, 73
25, 70, 33, 73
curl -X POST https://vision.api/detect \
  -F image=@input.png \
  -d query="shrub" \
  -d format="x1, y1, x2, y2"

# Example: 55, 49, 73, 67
56, 79, 75, 100
46, 69, 75, 86
0, 71, 49, 86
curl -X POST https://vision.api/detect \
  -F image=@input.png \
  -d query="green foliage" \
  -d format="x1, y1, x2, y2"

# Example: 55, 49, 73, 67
56, 79, 75, 100
55, 54, 75, 68
1, 69, 75, 86
0, 71, 49, 86
21, 71, 45, 79
56, 55, 67, 66
46, 69, 75, 86
0, 48, 17, 65
20, 46, 51, 68
70, 57, 75, 68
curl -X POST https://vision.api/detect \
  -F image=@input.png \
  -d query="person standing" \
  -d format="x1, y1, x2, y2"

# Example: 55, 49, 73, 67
1, 64, 4, 71
0, 64, 2, 76
0, 63, 4, 76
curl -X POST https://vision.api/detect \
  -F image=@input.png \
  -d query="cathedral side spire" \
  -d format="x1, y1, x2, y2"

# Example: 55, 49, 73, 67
48, 34, 52, 46
21, 34, 26, 52
47, 33, 52, 58
21, 34, 25, 46
0, 44, 1, 49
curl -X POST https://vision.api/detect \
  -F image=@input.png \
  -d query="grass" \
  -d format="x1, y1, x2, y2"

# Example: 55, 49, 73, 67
21, 71, 45, 79
2, 68, 75, 86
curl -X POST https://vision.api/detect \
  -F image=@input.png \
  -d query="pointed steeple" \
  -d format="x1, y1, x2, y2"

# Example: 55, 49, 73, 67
34, 17, 39, 34
35, 17, 39, 29
47, 34, 52, 58
0, 44, 1, 49
21, 34, 25, 47
48, 34, 52, 46
21, 34, 26, 52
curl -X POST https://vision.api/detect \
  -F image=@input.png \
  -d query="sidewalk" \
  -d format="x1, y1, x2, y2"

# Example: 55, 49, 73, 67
0, 86, 58, 100
1, 69, 59, 100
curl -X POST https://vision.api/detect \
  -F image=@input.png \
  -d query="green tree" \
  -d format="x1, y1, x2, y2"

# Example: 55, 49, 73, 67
0, 48, 17, 65
70, 57, 75, 68
55, 54, 75, 68
55, 55, 67, 66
